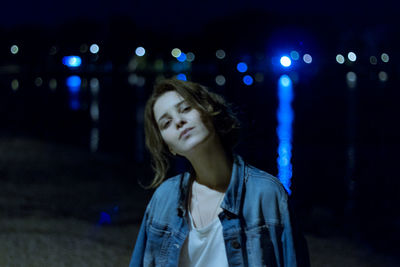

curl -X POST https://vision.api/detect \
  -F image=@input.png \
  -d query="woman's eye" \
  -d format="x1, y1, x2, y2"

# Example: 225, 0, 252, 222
182, 106, 191, 112
163, 121, 170, 128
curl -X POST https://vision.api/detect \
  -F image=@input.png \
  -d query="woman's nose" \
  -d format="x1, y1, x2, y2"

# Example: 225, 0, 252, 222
175, 117, 186, 128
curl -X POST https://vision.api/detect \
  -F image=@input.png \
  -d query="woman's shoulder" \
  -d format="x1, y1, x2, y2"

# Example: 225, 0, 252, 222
245, 163, 288, 197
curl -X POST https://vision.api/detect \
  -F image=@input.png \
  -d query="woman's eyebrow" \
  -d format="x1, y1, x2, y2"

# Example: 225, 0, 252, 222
157, 100, 186, 124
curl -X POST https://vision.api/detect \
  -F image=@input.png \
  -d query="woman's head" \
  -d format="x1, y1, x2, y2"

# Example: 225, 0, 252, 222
143, 78, 241, 188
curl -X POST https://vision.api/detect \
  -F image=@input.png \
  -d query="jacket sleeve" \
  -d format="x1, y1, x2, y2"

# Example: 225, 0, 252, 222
280, 193, 310, 267
129, 204, 150, 267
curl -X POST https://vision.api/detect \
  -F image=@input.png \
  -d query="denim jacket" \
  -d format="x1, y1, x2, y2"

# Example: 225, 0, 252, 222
129, 154, 310, 267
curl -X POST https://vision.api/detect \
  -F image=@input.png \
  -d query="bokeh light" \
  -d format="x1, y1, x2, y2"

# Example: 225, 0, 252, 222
280, 75, 292, 87
135, 47, 146, 57
237, 62, 248, 73
215, 75, 226, 86
243, 75, 254, 86
378, 71, 388, 82
303, 54, 312, 64
346, 72, 357, 82
336, 54, 345, 64
66, 76, 81, 90
62, 56, 82, 68
176, 73, 187, 81
11, 79, 19, 91
186, 52, 195, 62
381, 53, 389, 63
34, 77, 43, 87
280, 56, 292, 67
90, 44, 99, 54
171, 48, 181, 58
348, 52, 357, 62
216, 49, 226, 59
177, 52, 187, 62
369, 56, 377, 65
290, 51, 299, 60
49, 79, 57, 90
10, 45, 19, 54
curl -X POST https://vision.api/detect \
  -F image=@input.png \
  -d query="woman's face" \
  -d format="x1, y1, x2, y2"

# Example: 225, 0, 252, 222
153, 90, 215, 157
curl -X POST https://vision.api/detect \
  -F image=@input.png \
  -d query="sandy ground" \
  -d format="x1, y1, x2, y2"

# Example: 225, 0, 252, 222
0, 136, 399, 266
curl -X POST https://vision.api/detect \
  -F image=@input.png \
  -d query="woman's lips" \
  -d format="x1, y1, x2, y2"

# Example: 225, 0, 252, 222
180, 127, 194, 139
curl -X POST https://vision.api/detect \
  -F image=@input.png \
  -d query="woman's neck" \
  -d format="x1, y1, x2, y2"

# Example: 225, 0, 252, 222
186, 134, 233, 192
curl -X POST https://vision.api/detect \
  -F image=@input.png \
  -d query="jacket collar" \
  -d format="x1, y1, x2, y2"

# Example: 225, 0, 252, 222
177, 154, 247, 217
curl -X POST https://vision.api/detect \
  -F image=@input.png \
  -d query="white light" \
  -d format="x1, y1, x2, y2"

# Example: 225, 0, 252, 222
378, 71, 388, 82
171, 48, 181, 58
336, 54, 345, 64
90, 78, 99, 95
186, 52, 195, 62
381, 53, 389, 63
216, 49, 226, 59
11, 45, 19, 54
280, 56, 291, 67
348, 52, 357, 62
135, 47, 146, 57
90, 101, 100, 121
303, 54, 312, 64
215, 75, 226, 86
90, 44, 99, 54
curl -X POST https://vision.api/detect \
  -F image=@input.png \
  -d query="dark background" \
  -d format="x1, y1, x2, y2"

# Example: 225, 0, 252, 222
1, 0, 399, 265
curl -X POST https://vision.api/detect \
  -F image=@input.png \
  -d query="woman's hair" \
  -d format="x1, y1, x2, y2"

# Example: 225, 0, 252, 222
143, 78, 241, 188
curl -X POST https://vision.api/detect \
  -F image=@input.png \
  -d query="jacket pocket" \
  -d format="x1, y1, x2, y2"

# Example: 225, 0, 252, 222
144, 222, 172, 267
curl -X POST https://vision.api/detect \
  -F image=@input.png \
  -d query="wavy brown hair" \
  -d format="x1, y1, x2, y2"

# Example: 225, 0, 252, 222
143, 78, 241, 188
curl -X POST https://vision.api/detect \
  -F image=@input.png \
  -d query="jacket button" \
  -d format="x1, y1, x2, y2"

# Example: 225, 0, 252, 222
231, 240, 241, 249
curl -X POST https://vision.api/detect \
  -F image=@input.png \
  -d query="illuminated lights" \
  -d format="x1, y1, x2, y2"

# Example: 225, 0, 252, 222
11, 79, 19, 91
62, 56, 82, 68
90, 78, 100, 95
303, 54, 312, 64
186, 52, 195, 62
49, 79, 57, 90
171, 48, 182, 58
90, 101, 100, 121
135, 47, 146, 57
378, 71, 388, 82
243, 75, 254, 86
255, 73, 264, 83
348, 52, 357, 62
90, 128, 99, 152
280, 56, 291, 67
336, 54, 345, 64
216, 49, 226, 59
80, 44, 88, 53
11, 45, 19, 54
290, 51, 299, 60
276, 74, 294, 195
346, 72, 357, 89
381, 53, 389, 63
237, 62, 248, 73
128, 74, 138, 85
34, 77, 43, 87
90, 44, 99, 54
370, 56, 377, 65
66, 76, 81, 92
215, 75, 226, 86
177, 52, 187, 62
176, 73, 187, 81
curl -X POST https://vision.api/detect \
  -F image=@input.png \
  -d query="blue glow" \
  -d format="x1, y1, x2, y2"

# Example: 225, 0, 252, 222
135, 47, 145, 56
280, 56, 292, 67
62, 56, 82, 68
67, 76, 81, 110
237, 62, 248, 73
276, 74, 294, 195
177, 52, 187, 62
66, 76, 81, 89
243, 75, 253, 85
99, 212, 111, 225
177, 73, 187, 81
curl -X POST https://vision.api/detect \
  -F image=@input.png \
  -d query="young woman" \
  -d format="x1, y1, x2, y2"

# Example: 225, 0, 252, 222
129, 78, 309, 267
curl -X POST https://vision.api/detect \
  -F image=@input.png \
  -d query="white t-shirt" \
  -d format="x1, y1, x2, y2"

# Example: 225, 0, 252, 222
178, 181, 229, 267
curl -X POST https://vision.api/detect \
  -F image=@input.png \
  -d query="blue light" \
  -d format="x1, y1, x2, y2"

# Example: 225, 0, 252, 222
280, 56, 291, 67
237, 62, 248, 73
135, 47, 146, 57
62, 56, 82, 68
276, 74, 294, 195
243, 75, 253, 86
177, 52, 187, 62
66, 75, 81, 88
99, 211, 111, 225
177, 73, 187, 81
